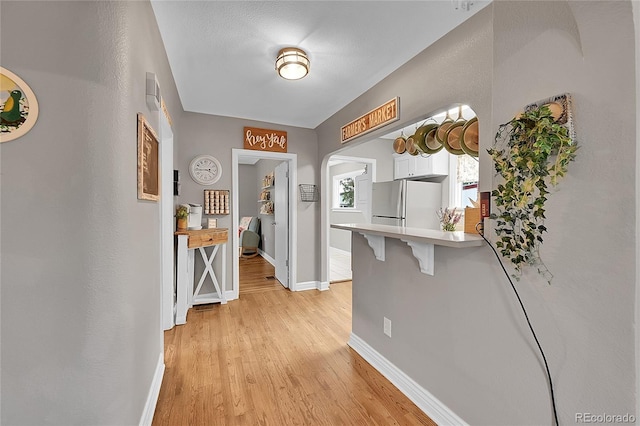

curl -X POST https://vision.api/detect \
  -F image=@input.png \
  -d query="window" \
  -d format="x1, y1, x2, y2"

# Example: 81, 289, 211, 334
450, 154, 479, 208
332, 170, 364, 210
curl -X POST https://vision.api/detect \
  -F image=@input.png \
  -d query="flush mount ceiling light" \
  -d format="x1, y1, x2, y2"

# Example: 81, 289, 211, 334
275, 47, 310, 80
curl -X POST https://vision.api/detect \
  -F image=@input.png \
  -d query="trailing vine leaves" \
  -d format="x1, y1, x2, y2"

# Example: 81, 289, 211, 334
488, 105, 578, 283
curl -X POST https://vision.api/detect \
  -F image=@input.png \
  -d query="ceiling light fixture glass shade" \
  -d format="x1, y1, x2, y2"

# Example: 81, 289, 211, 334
275, 47, 310, 80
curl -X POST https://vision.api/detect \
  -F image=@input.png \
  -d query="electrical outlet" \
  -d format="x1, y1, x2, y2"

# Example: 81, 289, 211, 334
383, 317, 392, 337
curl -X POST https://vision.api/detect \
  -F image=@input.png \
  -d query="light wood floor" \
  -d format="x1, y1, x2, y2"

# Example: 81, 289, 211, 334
152, 255, 436, 426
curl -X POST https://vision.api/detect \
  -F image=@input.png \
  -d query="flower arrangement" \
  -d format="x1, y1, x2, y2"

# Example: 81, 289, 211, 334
437, 207, 462, 231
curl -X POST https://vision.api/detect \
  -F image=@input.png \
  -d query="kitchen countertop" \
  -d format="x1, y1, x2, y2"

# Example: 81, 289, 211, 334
331, 223, 484, 248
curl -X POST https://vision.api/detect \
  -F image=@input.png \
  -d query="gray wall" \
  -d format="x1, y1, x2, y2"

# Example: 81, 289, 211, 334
177, 113, 319, 286
0, 1, 183, 424
238, 164, 258, 218
318, 2, 637, 424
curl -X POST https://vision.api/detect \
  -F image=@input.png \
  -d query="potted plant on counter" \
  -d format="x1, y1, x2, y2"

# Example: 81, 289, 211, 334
175, 205, 188, 230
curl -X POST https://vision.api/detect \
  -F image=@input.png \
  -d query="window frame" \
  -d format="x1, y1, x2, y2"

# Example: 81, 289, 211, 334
332, 169, 364, 211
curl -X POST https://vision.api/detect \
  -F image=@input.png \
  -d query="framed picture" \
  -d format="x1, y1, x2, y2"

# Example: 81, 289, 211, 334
0, 67, 39, 143
137, 113, 160, 201
207, 218, 217, 229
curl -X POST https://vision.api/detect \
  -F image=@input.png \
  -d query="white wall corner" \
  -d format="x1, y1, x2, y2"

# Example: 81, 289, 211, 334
348, 333, 468, 426
318, 281, 330, 291
139, 353, 165, 426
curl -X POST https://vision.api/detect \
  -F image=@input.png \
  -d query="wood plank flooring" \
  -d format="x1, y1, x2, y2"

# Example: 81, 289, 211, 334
152, 255, 436, 426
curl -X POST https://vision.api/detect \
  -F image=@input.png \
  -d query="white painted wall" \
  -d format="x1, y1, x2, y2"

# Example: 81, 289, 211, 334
333, 137, 394, 182
0, 1, 183, 424
317, 2, 637, 424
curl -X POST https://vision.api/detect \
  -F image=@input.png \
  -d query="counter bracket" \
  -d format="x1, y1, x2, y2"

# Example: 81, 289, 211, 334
359, 232, 385, 261
401, 239, 435, 276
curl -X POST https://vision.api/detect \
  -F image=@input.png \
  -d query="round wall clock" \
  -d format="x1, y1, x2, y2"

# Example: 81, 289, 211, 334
189, 154, 222, 185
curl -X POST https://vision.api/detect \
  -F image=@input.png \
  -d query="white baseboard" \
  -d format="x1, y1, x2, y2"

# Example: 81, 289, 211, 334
348, 333, 467, 426
139, 352, 165, 426
258, 249, 275, 266
293, 281, 329, 292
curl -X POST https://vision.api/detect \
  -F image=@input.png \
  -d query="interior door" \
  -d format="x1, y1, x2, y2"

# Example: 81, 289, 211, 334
354, 168, 372, 223
274, 162, 289, 288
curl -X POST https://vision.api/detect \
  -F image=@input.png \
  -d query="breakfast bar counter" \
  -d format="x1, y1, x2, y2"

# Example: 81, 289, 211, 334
331, 223, 483, 275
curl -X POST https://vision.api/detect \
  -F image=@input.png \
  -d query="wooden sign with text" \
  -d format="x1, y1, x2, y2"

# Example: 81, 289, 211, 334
341, 97, 399, 143
244, 127, 287, 153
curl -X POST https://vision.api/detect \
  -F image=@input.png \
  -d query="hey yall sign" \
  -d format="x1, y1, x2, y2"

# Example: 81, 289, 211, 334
244, 127, 287, 153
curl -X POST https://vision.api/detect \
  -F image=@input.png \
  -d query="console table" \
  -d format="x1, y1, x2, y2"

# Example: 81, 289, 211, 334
175, 228, 228, 325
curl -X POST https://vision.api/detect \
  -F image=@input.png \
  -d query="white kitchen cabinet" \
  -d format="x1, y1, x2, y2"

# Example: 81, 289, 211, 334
394, 150, 449, 180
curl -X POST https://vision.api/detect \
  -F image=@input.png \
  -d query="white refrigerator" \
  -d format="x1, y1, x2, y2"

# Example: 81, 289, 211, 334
371, 180, 442, 229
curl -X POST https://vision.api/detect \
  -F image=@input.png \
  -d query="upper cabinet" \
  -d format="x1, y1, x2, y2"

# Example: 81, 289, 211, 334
394, 150, 449, 180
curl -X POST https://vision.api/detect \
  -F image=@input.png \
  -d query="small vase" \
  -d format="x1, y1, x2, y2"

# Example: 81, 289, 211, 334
177, 217, 188, 230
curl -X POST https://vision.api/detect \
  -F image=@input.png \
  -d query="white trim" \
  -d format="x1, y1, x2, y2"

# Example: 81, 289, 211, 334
348, 333, 468, 426
224, 290, 236, 302
293, 281, 328, 292
138, 353, 165, 426
633, 0, 640, 419
232, 149, 297, 299
159, 106, 174, 331
258, 249, 275, 266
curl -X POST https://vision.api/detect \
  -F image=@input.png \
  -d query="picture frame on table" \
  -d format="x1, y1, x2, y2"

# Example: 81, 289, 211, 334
137, 113, 160, 201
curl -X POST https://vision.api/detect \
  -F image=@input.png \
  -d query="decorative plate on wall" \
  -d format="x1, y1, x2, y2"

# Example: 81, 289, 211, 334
0, 67, 39, 143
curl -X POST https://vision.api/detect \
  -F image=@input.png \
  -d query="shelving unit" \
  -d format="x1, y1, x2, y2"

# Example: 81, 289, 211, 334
259, 172, 274, 215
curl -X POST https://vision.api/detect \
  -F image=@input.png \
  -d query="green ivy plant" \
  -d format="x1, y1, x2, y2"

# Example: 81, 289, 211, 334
488, 104, 578, 282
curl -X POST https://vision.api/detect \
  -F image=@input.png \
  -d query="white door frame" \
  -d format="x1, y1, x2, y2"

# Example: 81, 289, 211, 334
159, 110, 174, 331
231, 149, 297, 298
322, 154, 377, 286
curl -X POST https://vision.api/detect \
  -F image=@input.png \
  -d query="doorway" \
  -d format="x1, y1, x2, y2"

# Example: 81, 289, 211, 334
325, 155, 376, 284
231, 149, 297, 298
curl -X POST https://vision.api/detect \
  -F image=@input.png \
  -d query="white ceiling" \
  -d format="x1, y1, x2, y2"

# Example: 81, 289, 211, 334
150, 1, 490, 130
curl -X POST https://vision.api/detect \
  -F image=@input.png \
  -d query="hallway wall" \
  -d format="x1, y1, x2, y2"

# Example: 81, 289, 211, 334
0, 1, 183, 424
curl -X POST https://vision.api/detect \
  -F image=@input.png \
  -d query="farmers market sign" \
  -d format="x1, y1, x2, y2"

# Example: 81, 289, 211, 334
341, 97, 399, 143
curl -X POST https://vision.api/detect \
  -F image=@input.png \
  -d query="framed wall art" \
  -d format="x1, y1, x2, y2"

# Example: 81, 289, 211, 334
0, 67, 39, 143
137, 113, 160, 201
